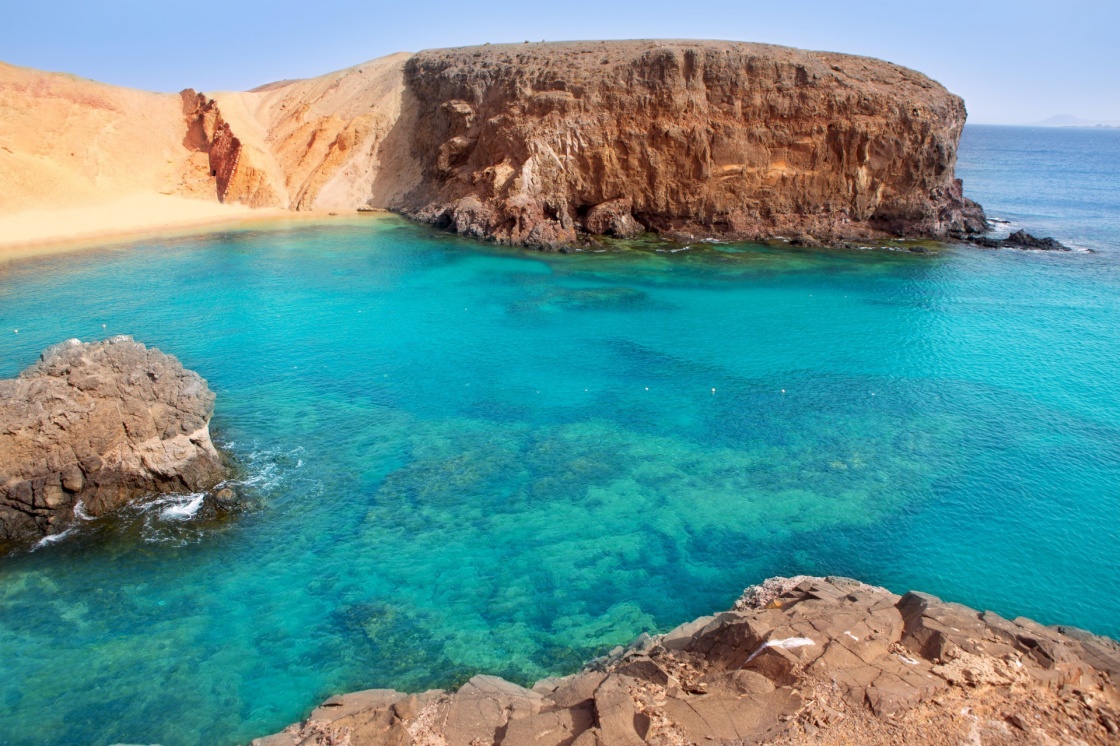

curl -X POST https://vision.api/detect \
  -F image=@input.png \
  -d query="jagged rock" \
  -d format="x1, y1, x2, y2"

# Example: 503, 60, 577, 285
583, 197, 644, 238
253, 576, 1120, 745
0, 336, 226, 545
960, 229, 1072, 251
180, 89, 287, 208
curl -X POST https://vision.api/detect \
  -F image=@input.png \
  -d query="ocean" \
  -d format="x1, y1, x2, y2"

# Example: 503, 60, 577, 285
0, 124, 1117, 745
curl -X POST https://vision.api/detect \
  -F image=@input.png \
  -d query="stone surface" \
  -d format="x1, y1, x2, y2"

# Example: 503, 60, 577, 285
252, 576, 1120, 745
394, 40, 987, 249
0, 336, 226, 545
961, 229, 1073, 251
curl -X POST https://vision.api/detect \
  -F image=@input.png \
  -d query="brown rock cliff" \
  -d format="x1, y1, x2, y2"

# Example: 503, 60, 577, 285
394, 41, 987, 248
2, 41, 989, 249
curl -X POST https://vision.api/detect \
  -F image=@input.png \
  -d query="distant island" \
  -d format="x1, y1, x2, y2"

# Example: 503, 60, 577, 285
1033, 114, 1120, 128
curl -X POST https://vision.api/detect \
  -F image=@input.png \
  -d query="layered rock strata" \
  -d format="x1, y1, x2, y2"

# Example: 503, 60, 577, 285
0, 337, 225, 544
393, 41, 988, 248
252, 576, 1120, 746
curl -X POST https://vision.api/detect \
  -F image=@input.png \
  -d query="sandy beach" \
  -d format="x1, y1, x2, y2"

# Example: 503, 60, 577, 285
0, 195, 389, 262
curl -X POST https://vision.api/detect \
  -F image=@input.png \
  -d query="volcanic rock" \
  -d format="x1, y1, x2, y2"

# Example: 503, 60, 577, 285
960, 229, 1072, 251
251, 576, 1120, 746
394, 40, 988, 249
0, 336, 226, 545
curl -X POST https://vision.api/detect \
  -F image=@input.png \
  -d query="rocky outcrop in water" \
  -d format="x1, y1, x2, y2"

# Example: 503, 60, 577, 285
392, 41, 987, 249
962, 229, 1073, 251
0, 337, 226, 545
252, 576, 1120, 746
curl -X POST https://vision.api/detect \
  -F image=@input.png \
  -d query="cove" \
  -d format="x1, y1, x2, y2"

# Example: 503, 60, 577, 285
0, 130, 1119, 746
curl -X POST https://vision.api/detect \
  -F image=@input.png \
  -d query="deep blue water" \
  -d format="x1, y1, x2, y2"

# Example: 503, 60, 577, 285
0, 125, 1118, 746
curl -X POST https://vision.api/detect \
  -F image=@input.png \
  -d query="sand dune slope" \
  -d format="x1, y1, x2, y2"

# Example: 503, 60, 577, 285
0, 61, 214, 213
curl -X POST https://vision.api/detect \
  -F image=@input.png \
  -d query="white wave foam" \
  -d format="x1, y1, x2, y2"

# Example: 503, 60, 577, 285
32, 528, 77, 551
73, 499, 93, 521
157, 493, 205, 521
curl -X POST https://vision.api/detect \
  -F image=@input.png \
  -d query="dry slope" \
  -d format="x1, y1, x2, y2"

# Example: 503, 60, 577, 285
0, 61, 215, 213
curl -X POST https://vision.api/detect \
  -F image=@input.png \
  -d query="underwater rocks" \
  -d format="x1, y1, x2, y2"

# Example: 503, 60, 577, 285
252, 575, 1120, 746
0, 336, 226, 545
395, 40, 987, 249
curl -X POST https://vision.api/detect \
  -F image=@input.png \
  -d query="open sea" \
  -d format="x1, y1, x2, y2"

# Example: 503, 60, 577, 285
0, 124, 1118, 745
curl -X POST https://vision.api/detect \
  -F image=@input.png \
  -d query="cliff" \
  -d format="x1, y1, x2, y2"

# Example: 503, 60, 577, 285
0, 337, 226, 545
252, 576, 1120, 746
394, 41, 986, 248
1, 41, 988, 249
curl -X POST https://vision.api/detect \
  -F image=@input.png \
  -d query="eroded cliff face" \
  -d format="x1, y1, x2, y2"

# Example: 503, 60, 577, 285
393, 41, 986, 248
176, 53, 419, 211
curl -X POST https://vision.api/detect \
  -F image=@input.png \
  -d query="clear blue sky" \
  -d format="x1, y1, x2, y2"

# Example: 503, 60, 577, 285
3, 0, 1117, 124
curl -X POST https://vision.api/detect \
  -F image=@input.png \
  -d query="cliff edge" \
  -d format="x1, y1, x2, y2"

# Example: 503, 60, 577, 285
252, 576, 1120, 746
394, 41, 986, 248
0, 337, 226, 545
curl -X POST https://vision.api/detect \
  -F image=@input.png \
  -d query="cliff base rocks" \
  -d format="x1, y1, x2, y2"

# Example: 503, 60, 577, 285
960, 230, 1073, 251
253, 576, 1120, 746
0, 336, 226, 545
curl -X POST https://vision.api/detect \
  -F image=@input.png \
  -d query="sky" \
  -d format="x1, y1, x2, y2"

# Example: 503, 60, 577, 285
2, 0, 1117, 124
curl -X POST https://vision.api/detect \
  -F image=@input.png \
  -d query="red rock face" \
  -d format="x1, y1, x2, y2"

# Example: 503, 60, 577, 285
180, 89, 282, 207
395, 40, 986, 248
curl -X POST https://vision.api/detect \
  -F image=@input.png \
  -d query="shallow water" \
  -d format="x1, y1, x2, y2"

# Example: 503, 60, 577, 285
1, 126, 1119, 745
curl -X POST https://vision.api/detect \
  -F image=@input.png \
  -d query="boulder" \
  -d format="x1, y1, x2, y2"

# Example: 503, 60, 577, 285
0, 336, 226, 545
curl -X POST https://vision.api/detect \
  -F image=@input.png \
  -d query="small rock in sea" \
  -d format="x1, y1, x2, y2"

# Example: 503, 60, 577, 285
0, 336, 227, 547
963, 230, 1071, 251
1005, 229, 1069, 251
908, 245, 931, 253
216, 488, 236, 503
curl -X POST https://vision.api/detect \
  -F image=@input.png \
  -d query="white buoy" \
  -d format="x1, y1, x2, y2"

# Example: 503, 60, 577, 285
781, 389, 785, 394
711, 388, 715, 394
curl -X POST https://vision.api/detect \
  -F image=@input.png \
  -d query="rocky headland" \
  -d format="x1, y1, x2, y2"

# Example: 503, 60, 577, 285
3, 40, 1006, 251
252, 576, 1120, 746
0, 336, 226, 545
394, 41, 987, 248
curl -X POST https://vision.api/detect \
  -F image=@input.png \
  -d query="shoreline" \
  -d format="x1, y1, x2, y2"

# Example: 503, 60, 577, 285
0, 195, 394, 263
253, 575, 1120, 746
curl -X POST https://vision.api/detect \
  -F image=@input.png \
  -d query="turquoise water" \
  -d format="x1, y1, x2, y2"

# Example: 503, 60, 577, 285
1, 126, 1119, 745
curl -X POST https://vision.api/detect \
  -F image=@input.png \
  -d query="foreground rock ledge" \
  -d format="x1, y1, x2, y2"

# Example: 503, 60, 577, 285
253, 576, 1120, 746
0, 336, 225, 544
